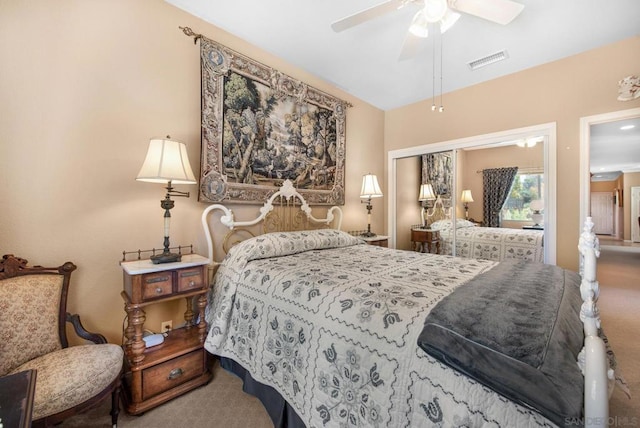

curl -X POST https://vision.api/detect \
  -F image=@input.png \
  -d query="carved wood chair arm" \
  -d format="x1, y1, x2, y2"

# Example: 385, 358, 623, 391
66, 313, 107, 344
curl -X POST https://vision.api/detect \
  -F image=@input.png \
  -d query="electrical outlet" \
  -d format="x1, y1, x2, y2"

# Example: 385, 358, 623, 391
161, 320, 172, 332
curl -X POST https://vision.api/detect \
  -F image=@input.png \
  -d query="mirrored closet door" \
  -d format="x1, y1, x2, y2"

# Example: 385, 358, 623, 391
388, 123, 557, 264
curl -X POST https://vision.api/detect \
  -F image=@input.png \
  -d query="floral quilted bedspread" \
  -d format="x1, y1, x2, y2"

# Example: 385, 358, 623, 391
437, 226, 544, 263
204, 229, 556, 427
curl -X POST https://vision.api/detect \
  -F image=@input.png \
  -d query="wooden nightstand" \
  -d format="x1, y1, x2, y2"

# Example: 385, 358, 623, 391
120, 254, 213, 415
411, 228, 440, 254
361, 235, 389, 247
468, 218, 483, 227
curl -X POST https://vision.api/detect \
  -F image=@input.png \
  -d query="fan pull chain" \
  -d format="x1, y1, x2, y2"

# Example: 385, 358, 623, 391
439, 31, 444, 113
431, 26, 444, 113
431, 26, 436, 112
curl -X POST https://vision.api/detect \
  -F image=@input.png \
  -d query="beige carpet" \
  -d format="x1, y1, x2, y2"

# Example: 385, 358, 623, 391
596, 248, 639, 421
64, 249, 638, 426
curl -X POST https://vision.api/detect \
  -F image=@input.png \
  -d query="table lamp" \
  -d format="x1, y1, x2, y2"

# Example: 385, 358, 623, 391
360, 173, 383, 237
530, 199, 544, 226
418, 183, 436, 227
460, 189, 474, 220
136, 136, 197, 264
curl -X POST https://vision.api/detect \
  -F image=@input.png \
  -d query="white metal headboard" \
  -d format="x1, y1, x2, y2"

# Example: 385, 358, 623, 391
201, 179, 343, 264
426, 196, 452, 224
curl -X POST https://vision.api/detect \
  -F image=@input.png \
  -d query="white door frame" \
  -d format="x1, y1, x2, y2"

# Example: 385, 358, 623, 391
580, 107, 640, 235
632, 186, 640, 242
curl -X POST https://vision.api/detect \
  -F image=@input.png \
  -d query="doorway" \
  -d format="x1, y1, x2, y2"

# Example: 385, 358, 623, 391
579, 106, 640, 249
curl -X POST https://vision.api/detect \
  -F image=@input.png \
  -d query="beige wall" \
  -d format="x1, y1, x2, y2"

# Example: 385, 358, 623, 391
0, 1, 384, 343
395, 157, 422, 250
590, 181, 616, 192
385, 36, 640, 270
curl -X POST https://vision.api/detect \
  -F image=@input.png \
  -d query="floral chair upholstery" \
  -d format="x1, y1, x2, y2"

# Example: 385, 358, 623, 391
0, 254, 123, 428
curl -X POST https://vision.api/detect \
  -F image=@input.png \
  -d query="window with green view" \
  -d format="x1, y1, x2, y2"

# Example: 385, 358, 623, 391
501, 173, 544, 221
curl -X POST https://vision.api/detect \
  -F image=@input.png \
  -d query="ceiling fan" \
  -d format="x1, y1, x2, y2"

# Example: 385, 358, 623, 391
331, 0, 524, 60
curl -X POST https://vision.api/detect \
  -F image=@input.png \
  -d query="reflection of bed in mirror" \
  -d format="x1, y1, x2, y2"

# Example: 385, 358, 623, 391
426, 197, 544, 262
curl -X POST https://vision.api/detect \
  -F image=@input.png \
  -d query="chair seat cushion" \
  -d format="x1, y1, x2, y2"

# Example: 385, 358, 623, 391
10, 344, 123, 420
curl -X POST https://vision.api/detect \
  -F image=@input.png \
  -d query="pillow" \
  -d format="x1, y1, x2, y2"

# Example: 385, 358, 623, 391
430, 219, 476, 230
227, 229, 362, 263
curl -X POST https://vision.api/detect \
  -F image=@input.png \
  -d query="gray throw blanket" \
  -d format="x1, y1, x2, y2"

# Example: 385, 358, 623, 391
417, 259, 584, 427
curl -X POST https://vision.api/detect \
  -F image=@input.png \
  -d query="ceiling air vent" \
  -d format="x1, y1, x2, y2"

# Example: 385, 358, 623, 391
468, 50, 509, 70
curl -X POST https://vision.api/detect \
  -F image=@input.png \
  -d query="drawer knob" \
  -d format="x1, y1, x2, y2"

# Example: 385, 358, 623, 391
155, 287, 163, 294
167, 368, 184, 380
189, 280, 195, 288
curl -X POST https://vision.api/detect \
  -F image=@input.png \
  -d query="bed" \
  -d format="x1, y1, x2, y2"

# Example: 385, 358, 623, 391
200, 180, 617, 428
426, 197, 544, 262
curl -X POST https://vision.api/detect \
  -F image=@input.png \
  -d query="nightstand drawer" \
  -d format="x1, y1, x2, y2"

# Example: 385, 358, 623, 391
141, 272, 173, 300
142, 350, 203, 400
177, 267, 204, 292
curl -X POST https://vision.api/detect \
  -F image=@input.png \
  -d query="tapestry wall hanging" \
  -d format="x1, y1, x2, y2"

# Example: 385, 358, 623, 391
186, 28, 350, 205
422, 151, 453, 200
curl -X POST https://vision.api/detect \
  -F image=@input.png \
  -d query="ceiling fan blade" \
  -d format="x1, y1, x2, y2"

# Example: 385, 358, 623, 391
331, 0, 404, 32
398, 30, 423, 61
449, 0, 524, 25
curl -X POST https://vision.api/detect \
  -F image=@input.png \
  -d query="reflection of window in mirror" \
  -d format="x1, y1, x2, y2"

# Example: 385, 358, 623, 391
502, 172, 545, 227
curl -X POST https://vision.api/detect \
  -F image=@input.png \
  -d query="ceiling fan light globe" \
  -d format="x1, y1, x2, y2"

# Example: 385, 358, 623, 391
440, 10, 461, 33
409, 10, 429, 37
423, 0, 448, 23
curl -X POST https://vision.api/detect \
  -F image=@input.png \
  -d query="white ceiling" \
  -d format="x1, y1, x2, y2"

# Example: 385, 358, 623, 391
166, 0, 640, 111
165, 0, 640, 177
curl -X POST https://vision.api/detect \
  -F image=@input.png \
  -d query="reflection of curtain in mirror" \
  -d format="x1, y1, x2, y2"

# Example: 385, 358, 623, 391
421, 152, 453, 199
482, 167, 518, 227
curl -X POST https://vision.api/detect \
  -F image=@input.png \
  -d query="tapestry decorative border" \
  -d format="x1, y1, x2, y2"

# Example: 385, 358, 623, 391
184, 28, 350, 205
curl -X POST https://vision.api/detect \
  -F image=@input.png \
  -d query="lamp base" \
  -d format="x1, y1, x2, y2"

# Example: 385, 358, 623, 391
360, 231, 377, 238
150, 252, 182, 264
531, 212, 543, 227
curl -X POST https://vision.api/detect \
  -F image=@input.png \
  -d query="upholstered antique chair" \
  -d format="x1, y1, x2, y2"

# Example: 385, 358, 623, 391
0, 254, 123, 427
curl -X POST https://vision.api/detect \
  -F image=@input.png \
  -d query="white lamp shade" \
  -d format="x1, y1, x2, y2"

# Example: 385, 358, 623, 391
360, 174, 383, 199
136, 137, 197, 184
418, 183, 436, 201
460, 189, 474, 203
530, 199, 544, 212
